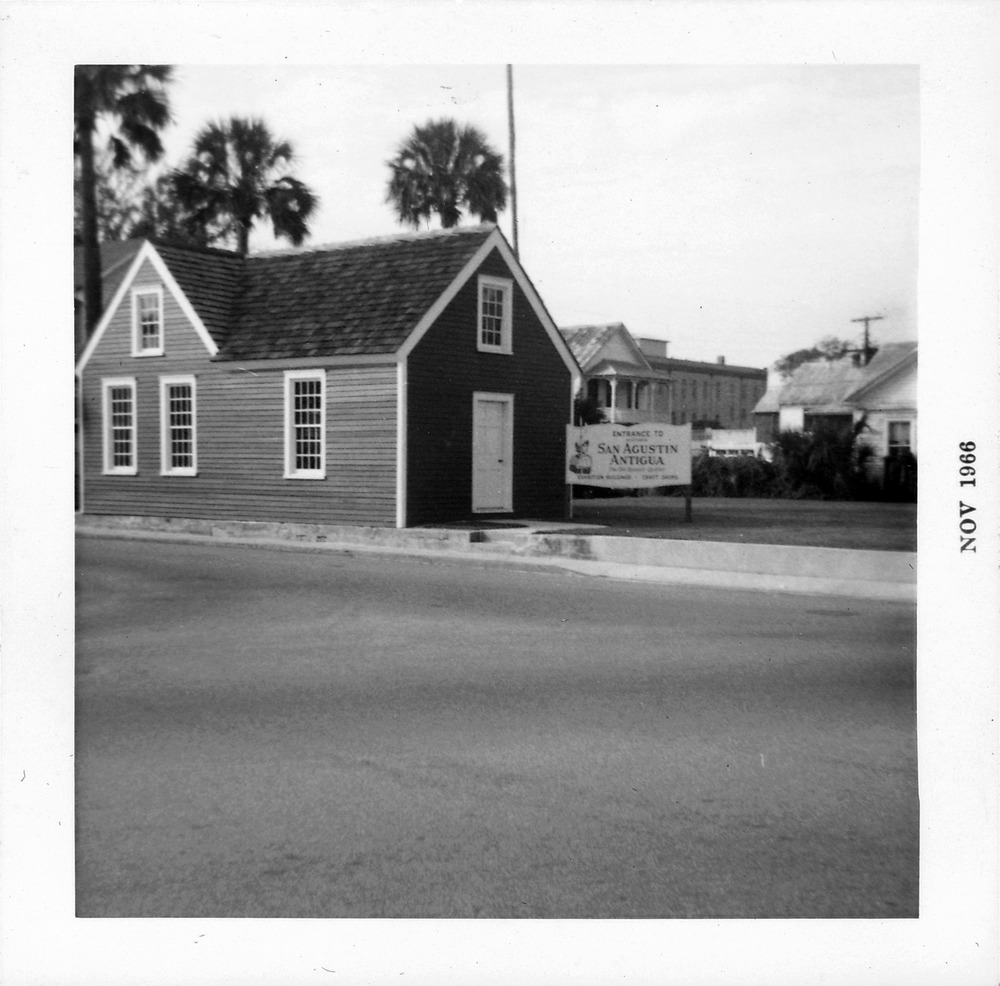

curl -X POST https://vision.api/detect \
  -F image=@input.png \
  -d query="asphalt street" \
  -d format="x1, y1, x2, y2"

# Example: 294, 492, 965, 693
75, 536, 918, 918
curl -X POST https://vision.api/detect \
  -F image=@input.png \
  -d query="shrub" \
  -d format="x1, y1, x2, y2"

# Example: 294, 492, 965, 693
689, 421, 879, 500
730, 454, 778, 497
691, 453, 776, 498
769, 423, 878, 500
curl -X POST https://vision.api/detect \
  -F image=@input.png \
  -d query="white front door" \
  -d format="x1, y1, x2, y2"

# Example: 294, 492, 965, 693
472, 393, 513, 513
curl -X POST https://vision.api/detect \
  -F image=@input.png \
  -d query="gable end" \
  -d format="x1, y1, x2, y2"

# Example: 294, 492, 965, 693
76, 242, 220, 375
397, 229, 581, 385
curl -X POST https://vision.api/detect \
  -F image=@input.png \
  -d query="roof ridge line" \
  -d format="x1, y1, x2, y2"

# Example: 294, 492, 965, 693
249, 223, 497, 259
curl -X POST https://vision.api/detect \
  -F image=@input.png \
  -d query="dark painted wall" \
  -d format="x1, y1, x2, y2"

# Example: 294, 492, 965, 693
406, 249, 572, 525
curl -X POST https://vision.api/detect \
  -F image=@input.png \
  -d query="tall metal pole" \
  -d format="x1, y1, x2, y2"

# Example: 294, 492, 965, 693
506, 64, 519, 259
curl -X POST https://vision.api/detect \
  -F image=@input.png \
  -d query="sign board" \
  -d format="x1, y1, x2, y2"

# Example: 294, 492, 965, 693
566, 423, 692, 488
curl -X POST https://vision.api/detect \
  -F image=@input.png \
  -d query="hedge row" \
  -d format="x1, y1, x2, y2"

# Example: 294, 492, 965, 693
691, 427, 887, 500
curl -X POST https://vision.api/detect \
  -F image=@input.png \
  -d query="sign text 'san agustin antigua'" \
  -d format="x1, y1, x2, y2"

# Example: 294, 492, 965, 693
566, 423, 692, 489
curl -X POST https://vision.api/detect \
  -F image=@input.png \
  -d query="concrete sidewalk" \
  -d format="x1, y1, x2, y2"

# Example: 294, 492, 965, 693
75, 514, 916, 602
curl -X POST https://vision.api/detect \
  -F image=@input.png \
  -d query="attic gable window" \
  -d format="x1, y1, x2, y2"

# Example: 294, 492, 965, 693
477, 275, 512, 354
284, 370, 326, 479
132, 286, 164, 356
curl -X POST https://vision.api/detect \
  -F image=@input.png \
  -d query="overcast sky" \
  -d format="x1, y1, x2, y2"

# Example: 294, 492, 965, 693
157, 64, 919, 370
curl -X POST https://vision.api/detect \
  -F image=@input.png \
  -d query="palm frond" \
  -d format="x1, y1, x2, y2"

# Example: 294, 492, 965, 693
385, 117, 507, 230
174, 116, 317, 253
266, 177, 318, 245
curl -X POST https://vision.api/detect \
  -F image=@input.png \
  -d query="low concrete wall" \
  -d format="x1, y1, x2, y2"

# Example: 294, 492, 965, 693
522, 533, 916, 584
78, 515, 479, 552
77, 515, 916, 591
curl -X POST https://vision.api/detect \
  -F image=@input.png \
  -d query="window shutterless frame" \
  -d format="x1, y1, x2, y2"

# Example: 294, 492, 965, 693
887, 420, 914, 456
477, 275, 513, 354
101, 377, 138, 475
284, 369, 327, 479
159, 375, 198, 476
131, 285, 165, 356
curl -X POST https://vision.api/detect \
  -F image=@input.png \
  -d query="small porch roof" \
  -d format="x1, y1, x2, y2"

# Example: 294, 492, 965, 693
588, 358, 671, 381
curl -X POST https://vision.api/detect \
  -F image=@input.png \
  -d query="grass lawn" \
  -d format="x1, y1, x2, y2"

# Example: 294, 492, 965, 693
564, 496, 917, 552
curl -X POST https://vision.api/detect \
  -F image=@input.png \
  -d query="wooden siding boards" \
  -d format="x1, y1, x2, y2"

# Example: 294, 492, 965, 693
406, 248, 571, 525
80, 259, 398, 526
79, 230, 574, 529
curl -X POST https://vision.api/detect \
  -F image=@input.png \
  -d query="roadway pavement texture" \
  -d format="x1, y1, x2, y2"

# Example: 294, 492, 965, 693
75, 536, 918, 919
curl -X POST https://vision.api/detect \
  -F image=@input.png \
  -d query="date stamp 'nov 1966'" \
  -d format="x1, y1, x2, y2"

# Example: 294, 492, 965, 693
958, 441, 978, 553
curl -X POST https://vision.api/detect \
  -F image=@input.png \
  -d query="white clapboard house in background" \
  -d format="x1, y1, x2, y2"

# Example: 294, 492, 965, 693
753, 341, 918, 497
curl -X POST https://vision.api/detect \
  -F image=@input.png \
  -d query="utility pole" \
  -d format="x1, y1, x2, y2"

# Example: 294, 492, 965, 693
506, 64, 519, 259
851, 314, 883, 365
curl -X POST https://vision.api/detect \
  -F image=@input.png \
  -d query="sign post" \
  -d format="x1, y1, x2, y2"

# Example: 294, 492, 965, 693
566, 422, 693, 516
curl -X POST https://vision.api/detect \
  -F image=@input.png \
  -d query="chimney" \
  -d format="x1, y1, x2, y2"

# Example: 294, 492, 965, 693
717, 356, 726, 365
636, 337, 669, 358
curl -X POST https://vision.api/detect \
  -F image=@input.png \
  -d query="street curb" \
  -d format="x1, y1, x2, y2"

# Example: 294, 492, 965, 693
76, 515, 917, 602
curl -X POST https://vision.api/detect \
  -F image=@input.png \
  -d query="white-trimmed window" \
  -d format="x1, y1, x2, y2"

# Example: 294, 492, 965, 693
477, 275, 513, 354
284, 370, 326, 479
160, 376, 197, 476
132, 286, 164, 356
887, 420, 914, 457
102, 377, 137, 475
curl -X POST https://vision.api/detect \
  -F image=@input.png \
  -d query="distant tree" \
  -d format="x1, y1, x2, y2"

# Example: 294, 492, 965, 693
75, 65, 173, 331
73, 158, 213, 248
172, 117, 319, 255
73, 149, 150, 243
127, 174, 213, 247
774, 335, 855, 377
386, 119, 508, 230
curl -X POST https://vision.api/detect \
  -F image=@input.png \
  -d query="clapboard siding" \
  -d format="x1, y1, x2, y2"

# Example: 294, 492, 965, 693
83, 363, 398, 525
80, 266, 398, 525
80, 234, 570, 529
406, 248, 572, 525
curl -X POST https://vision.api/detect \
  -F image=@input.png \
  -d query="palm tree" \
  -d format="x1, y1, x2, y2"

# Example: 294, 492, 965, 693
386, 119, 508, 230
172, 117, 319, 256
74, 65, 173, 334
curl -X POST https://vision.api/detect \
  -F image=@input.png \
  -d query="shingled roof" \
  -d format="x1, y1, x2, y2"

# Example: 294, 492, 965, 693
74, 239, 145, 309
143, 225, 497, 360
775, 357, 867, 410
843, 341, 918, 401
559, 323, 637, 371
154, 242, 245, 347
759, 342, 918, 414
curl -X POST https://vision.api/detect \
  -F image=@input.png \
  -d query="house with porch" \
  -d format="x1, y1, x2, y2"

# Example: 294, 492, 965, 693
559, 323, 672, 424
75, 225, 581, 528
559, 323, 769, 458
